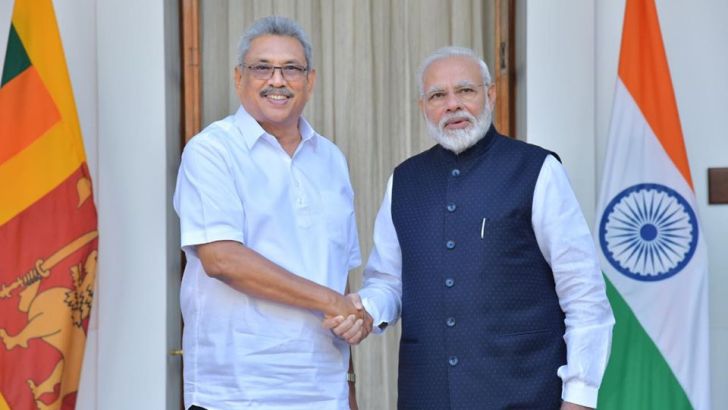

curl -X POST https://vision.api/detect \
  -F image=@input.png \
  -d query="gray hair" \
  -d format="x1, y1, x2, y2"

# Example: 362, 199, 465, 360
417, 46, 492, 96
237, 16, 313, 69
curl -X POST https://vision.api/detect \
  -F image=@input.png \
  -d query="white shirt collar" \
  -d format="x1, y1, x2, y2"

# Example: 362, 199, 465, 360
234, 105, 317, 152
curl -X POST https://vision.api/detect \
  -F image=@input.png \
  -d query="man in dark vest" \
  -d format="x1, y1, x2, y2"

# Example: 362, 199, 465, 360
330, 47, 615, 409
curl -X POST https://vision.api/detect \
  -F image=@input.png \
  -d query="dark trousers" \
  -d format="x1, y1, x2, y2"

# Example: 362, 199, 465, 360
189, 407, 207, 410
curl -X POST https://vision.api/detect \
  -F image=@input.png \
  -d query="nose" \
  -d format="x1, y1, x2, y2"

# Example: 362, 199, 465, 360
268, 67, 286, 86
444, 92, 462, 112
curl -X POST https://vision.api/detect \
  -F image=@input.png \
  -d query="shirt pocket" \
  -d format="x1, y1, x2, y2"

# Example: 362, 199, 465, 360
320, 189, 354, 249
479, 215, 534, 262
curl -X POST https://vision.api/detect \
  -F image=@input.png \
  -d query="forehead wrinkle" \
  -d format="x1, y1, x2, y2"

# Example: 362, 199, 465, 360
246, 36, 307, 65
248, 57, 305, 65
455, 79, 478, 88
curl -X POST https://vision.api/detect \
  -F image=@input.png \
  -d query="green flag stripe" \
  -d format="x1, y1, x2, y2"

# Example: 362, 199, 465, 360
2, 24, 32, 86
597, 275, 692, 410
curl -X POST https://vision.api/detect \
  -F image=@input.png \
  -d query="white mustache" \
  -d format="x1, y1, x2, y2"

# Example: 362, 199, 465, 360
261, 87, 293, 98
439, 112, 476, 130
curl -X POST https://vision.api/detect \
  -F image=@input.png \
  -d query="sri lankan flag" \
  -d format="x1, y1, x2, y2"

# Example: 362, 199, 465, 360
0, 1, 98, 409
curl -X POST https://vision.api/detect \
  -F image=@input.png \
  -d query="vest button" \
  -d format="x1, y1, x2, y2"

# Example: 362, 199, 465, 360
446, 240, 456, 249
446, 317, 456, 327
448, 356, 459, 366
451, 168, 461, 177
446, 203, 457, 212
445, 278, 454, 287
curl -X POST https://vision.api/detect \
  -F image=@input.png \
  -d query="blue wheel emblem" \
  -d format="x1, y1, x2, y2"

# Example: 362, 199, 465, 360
599, 183, 698, 281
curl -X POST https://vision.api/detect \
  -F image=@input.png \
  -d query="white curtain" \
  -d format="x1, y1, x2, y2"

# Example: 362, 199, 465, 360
199, 1, 493, 408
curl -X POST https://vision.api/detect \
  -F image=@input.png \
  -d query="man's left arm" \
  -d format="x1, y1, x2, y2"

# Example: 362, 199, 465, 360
532, 155, 616, 409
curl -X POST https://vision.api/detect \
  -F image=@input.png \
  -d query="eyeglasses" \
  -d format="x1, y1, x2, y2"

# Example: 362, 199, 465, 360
424, 84, 488, 108
242, 63, 309, 81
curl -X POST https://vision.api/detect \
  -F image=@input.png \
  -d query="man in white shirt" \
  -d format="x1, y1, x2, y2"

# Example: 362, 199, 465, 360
329, 47, 614, 409
174, 16, 366, 410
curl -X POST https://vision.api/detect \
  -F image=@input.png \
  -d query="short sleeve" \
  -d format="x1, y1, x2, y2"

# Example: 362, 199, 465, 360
173, 137, 246, 251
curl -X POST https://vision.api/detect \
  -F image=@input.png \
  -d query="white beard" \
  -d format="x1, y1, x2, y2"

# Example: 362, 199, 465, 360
425, 105, 493, 154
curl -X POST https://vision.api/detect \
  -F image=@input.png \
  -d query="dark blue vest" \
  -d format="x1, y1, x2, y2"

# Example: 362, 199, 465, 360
392, 127, 566, 410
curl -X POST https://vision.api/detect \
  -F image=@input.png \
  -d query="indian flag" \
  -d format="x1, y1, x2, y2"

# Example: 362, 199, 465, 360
595, 1, 709, 409
0, 0, 98, 409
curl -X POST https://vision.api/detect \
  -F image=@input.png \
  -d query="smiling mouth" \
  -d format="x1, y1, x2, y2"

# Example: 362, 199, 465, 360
261, 87, 293, 100
260, 92, 292, 107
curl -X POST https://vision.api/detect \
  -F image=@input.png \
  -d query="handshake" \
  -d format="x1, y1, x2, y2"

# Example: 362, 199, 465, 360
323, 293, 374, 345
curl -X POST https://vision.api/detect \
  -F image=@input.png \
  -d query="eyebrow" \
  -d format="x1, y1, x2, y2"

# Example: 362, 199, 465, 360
425, 86, 445, 95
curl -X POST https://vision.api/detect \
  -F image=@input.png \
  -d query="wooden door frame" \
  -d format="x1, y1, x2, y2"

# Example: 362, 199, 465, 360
494, 0, 516, 137
182, 0, 201, 143
178, 4, 199, 409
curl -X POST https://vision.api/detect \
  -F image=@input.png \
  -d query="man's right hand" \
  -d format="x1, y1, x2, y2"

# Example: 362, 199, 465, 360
323, 293, 373, 345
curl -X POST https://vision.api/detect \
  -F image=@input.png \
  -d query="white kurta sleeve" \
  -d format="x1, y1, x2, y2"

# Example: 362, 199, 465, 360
359, 175, 402, 333
173, 137, 246, 252
532, 155, 615, 408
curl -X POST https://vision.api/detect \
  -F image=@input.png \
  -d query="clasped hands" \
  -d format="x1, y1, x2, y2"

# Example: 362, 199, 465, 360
323, 293, 373, 345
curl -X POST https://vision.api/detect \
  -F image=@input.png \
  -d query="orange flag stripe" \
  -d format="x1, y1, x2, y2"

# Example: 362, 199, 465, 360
0, 122, 82, 226
617, 0, 693, 189
0, 66, 61, 165
11, 0, 86, 164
